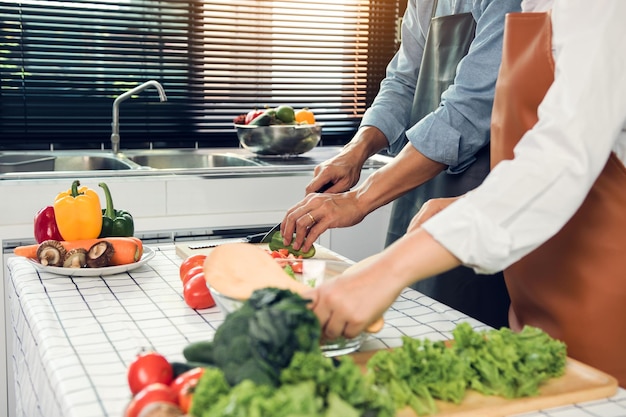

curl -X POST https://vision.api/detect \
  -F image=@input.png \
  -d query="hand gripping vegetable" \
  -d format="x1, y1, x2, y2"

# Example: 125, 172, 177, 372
267, 230, 316, 258
98, 182, 134, 237
33, 206, 63, 243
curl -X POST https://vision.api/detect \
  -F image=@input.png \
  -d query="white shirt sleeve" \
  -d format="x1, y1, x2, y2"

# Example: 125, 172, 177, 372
422, 0, 626, 274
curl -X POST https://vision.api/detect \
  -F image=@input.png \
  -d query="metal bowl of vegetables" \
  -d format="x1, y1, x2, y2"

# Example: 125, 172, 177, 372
235, 123, 322, 156
209, 257, 366, 357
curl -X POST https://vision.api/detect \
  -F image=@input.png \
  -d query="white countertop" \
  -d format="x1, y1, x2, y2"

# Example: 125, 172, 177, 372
5, 244, 626, 417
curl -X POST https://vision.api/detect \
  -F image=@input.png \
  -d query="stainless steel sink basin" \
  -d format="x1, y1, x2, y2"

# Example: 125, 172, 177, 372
0, 151, 137, 173
123, 150, 262, 169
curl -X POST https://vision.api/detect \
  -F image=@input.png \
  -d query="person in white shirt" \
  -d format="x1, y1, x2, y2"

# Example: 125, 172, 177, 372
306, 0, 626, 387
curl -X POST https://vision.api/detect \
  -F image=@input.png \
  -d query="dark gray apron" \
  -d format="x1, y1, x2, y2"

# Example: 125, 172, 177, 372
385, 3, 510, 329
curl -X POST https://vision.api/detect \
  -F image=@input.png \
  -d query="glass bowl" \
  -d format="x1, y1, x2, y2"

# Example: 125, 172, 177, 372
234, 123, 322, 156
208, 258, 366, 357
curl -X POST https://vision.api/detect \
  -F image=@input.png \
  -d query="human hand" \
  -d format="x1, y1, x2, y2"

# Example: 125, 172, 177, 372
305, 149, 365, 195
304, 255, 400, 340
305, 126, 388, 195
407, 197, 460, 232
280, 191, 367, 252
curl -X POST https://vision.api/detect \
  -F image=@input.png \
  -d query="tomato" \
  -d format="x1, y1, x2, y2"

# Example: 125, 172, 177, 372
291, 260, 303, 274
127, 351, 174, 395
178, 382, 196, 414
244, 108, 265, 124
179, 254, 207, 281
170, 367, 205, 395
125, 383, 178, 417
181, 265, 204, 285
295, 108, 316, 124
171, 367, 205, 414
183, 273, 216, 309
269, 248, 289, 259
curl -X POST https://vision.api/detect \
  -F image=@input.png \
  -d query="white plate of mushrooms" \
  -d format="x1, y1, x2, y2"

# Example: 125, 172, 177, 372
27, 246, 155, 277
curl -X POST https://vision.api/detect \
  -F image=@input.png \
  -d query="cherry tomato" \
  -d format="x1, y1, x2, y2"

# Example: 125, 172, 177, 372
244, 108, 265, 124
291, 260, 303, 274
125, 383, 178, 417
178, 382, 195, 414
171, 367, 205, 414
295, 108, 316, 124
127, 351, 174, 395
181, 265, 204, 285
179, 254, 207, 281
269, 248, 289, 259
170, 367, 205, 395
183, 273, 216, 309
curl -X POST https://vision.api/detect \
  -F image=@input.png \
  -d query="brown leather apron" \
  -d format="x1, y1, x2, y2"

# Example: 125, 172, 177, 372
491, 12, 626, 386
386, 1, 510, 330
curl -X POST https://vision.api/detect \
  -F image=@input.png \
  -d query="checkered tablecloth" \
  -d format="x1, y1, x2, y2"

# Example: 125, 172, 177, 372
6, 244, 626, 417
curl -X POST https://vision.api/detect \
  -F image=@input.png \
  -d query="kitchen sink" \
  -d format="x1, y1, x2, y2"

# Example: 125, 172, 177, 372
123, 150, 262, 169
0, 151, 138, 173
0, 147, 390, 179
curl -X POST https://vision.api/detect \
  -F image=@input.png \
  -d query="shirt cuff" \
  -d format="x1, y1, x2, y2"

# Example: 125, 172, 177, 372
361, 107, 409, 151
407, 113, 463, 167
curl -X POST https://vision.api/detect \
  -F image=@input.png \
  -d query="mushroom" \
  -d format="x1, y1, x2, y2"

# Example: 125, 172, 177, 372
87, 241, 114, 268
63, 248, 88, 268
36, 240, 67, 267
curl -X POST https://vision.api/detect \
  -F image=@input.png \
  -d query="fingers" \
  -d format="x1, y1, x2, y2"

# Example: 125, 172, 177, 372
306, 285, 369, 341
407, 197, 460, 232
281, 195, 328, 250
289, 209, 324, 251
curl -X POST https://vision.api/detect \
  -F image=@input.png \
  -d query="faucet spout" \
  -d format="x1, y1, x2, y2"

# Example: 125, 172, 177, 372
111, 80, 167, 154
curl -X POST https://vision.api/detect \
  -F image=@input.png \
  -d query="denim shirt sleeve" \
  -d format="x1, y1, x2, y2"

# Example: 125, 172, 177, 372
360, 0, 432, 152
361, 0, 522, 173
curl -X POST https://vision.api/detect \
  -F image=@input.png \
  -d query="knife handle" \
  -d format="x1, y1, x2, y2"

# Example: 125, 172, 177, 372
246, 232, 267, 244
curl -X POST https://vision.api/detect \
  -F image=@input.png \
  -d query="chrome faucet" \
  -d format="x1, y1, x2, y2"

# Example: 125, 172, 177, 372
110, 80, 167, 154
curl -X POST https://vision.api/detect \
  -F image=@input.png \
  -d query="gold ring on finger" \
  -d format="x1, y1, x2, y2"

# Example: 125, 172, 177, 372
306, 212, 317, 224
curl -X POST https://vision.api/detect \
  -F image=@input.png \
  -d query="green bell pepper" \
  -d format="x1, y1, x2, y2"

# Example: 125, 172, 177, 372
267, 230, 316, 258
98, 182, 134, 237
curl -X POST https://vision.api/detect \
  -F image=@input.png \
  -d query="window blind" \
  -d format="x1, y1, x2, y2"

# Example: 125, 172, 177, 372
0, 0, 396, 151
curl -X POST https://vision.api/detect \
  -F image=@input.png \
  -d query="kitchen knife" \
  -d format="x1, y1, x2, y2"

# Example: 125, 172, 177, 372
187, 183, 331, 250
186, 223, 281, 250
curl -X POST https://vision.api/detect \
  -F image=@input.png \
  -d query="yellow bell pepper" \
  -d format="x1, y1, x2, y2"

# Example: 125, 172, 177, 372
53, 180, 103, 241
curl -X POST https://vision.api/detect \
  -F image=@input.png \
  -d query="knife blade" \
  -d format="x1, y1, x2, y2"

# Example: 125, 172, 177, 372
186, 223, 281, 250
187, 182, 332, 251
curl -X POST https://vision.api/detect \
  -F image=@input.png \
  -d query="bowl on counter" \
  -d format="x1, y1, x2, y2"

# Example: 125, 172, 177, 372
235, 123, 322, 156
208, 257, 366, 357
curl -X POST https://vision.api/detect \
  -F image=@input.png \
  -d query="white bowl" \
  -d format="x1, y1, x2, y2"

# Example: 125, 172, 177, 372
209, 258, 366, 357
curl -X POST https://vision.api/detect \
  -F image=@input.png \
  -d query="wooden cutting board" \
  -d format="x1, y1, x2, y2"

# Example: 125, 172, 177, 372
350, 350, 618, 417
175, 241, 350, 262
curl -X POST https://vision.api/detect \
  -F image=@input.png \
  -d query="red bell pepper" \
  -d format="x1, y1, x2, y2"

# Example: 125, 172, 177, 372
34, 206, 63, 243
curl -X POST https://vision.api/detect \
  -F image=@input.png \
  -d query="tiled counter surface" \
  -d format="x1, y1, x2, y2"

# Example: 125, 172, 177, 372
6, 245, 626, 417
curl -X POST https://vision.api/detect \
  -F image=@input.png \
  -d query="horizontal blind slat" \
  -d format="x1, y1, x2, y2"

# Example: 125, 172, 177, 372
0, 0, 372, 149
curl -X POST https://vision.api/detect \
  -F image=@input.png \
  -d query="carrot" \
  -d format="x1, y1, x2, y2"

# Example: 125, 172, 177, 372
13, 237, 144, 266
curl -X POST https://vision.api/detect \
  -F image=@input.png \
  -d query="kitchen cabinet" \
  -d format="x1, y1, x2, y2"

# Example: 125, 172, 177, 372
0, 147, 391, 417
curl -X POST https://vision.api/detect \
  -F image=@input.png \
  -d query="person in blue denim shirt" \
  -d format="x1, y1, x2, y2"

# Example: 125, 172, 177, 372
281, 0, 521, 329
